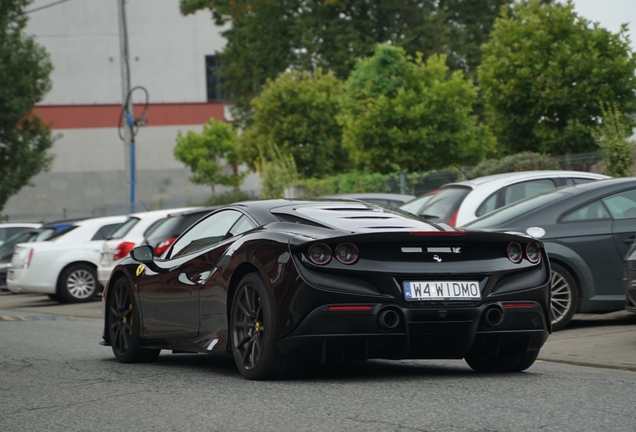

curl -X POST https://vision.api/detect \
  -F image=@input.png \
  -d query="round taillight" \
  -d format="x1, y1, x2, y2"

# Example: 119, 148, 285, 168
335, 243, 359, 265
308, 243, 331, 265
526, 242, 541, 263
507, 242, 523, 263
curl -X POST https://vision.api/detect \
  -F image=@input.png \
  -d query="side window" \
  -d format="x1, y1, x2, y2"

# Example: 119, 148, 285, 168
602, 189, 636, 219
476, 192, 498, 217
503, 179, 556, 206
229, 216, 256, 236
169, 210, 242, 259
561, 200, 611, 222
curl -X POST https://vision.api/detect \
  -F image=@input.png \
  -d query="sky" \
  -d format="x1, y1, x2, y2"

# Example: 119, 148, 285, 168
568, 0, 636, 47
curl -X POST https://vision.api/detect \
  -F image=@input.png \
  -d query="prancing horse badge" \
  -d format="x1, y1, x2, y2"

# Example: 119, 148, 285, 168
136, 264, 146, 276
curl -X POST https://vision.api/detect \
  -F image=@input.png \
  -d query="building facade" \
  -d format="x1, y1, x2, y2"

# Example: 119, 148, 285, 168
4, 0, 259, 221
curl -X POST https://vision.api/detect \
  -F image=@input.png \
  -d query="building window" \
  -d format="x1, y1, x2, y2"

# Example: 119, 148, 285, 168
206, 54, 227, 102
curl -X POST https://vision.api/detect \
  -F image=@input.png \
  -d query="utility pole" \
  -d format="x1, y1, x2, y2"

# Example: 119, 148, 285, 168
117, 0, 135, 214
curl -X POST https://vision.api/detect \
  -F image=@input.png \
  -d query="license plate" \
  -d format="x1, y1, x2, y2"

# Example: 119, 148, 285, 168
403, 281, 481, 301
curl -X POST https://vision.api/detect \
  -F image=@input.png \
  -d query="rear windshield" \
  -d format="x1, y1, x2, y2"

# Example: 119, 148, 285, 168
107, 217, 139, 239
400, 194, 436, 215
416, 186, 470, 222
465, 191, 566, 228
47, 225, 78, 241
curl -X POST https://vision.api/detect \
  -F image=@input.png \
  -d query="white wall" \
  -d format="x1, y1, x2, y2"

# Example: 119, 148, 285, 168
26, 0, 228, 105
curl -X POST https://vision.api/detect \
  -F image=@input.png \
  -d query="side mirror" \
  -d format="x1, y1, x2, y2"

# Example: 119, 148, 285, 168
130, 245, 154, 262
130, 245, 166, 273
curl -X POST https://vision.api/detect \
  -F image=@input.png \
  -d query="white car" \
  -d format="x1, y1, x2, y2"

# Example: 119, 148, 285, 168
97, 208, 196, 286
403, 170, 610, 226
7, 215, 127, 302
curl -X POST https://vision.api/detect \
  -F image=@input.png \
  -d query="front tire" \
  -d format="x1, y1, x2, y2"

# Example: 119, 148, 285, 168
465, 349, 539, 373
107, 277, 160, 363
550, 262, 579, 332
230, 273, 303, 380
58, 264, 99, 303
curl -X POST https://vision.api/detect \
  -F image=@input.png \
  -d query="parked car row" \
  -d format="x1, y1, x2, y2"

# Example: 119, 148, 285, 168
3, 207, 214, 302
4, 170, 635, 333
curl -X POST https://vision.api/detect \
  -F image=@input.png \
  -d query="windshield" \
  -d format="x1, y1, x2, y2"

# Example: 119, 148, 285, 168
416, 186, 470, 222
465, 190, 566, 228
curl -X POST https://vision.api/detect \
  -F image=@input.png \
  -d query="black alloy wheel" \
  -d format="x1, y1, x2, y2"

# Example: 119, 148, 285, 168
550, 262, 579, 332
107, 277, 160, 363
465, 349, 540, 373
230, 273, 303, 380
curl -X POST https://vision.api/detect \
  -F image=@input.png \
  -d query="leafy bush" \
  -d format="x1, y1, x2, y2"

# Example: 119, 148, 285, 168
200, 190, 251, 206
256, 142, 300, 199
301, 172, 392, 197
468, 152, 560, 178
592, 104, 635, 177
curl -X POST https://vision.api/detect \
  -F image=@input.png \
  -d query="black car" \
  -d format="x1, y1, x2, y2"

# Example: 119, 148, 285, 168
143, 208, 216, 256
101, 199, 550, 380
465, 177, 636, 331
624, 241, 636, 314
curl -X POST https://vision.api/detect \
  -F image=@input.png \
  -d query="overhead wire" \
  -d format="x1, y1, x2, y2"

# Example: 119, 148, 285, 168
25, 0, 73, 14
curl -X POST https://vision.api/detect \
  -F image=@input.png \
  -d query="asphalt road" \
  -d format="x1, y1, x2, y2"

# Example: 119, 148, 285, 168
1, 304, 636, 431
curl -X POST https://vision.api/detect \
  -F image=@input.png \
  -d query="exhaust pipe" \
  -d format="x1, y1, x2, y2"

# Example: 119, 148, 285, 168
378, 309, 400, 330
481, 305, 504, 328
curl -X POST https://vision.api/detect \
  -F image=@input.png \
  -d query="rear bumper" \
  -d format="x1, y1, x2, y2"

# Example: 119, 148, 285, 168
276, 301, 549, 361
6, 267, 56, 295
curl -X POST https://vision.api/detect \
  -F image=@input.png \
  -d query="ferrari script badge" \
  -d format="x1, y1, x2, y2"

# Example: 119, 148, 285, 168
136, 264, 146, 277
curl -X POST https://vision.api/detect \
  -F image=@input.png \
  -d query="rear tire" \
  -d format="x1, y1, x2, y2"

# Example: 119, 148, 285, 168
58, 264, 99, 303
465, 349, 539, 373
107, 277, 160, 363
550, 263, 579, 332
230, 273, 304, 380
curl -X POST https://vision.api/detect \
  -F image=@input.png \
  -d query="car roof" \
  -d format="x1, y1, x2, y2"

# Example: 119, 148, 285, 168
464, 177, 636, 228
0, 222, 42, 228
445, 170, 609, 189
323, 193, 416, 201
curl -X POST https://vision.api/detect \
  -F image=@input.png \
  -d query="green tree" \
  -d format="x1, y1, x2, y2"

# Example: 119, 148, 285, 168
338, 45, 494, 174
592, 104, 635, 177
174, 119, 245, 195
479, 0, 636, 156
180, 0, 512, 123
0, 0, 55, 213
239, 69, 349, 178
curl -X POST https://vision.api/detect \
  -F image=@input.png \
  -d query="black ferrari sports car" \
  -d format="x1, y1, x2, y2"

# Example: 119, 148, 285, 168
101, 199, 551, 379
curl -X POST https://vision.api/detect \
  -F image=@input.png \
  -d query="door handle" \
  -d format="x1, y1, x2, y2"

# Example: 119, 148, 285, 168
624, 236, 635, 244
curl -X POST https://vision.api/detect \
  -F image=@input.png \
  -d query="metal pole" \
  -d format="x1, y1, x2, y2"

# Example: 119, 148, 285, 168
117, 0, 135, 214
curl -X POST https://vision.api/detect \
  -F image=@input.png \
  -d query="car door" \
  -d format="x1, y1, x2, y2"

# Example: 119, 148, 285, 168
601, 188, 636, 262
137, 210, 243, 339
557, 199, 621, 298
